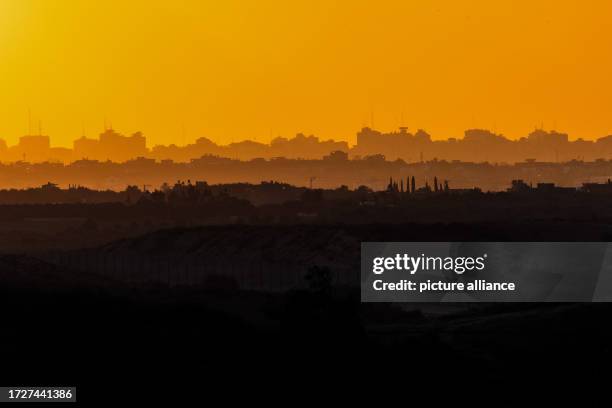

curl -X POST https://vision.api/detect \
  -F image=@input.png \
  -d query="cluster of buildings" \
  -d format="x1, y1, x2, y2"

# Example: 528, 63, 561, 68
0, 129, 347, 164
0, 129, 147, 163
508, 179, 612, 194
3, 126, 612, 165
352, 127, 612, 163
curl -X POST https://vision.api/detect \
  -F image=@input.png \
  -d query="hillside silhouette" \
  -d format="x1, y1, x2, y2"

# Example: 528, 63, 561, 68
0, 175, 610, 402
1, 177, 612, 254
3, 221, 612, 403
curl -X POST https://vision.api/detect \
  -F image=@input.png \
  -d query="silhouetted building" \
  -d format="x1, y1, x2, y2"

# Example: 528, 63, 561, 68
582, 179, 612, 194
14, 135, 51, 162
73, 136, 99, 159
508, 180, 531, 193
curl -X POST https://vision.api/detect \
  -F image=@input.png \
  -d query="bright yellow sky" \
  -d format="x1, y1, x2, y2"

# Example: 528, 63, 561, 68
0, 0, 611, 147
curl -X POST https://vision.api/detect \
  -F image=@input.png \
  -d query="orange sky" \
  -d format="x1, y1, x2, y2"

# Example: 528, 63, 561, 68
0, 0, 611, 147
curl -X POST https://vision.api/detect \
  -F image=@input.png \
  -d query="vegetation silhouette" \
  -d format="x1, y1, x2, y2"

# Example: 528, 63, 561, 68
0, 153, 611, 402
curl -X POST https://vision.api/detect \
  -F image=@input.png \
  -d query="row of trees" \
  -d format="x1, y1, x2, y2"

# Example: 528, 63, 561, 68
387, 176, 449, 194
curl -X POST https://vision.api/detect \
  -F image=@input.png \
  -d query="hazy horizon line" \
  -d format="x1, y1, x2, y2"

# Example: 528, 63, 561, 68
2, 125, 610, 150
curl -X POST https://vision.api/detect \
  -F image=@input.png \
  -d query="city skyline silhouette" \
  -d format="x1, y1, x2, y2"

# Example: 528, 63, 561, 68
3, 124, 612, 165
2, 2, 612, 403
2, 1, 612, 148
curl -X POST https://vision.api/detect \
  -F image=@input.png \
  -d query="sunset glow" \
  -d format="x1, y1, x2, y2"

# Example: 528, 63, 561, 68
1, 0, 611, 147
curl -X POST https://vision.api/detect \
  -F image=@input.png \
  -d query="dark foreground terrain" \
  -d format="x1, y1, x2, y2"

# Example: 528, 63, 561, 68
1, 284, 607, 403
0, 222, 609, 403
